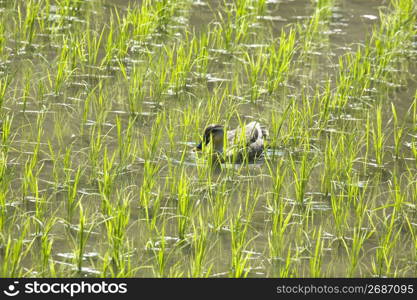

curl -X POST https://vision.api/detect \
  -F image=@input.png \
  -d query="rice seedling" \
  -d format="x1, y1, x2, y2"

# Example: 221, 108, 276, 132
290, 145, 317, 205
243, 48, 265, 102
265, 29, 297, 95
189, 214, 213, 278
0, 0, 416, 279
391, 103, 405, 160
148, 223, 170, 278
371, 208, 401, 277
309, 227, 323, 277
371, 105, 386, 167
38, 216, 57, 277
1, 219, 34, 277
0, 22, 5, 56
0, 76, 10, 111
176, 170, 193, 240
102, 191, 132, 276
66, 163, 81, 223
229, 207, 252, 278
17, 0, 40, 45
71, 204, 95, 275
266, 159, 292, 265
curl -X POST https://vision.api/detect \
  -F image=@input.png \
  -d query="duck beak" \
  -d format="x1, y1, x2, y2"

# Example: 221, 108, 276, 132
195, 142, 202, 151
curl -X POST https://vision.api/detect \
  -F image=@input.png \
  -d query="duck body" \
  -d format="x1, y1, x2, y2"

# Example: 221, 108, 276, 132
196, 121, 268, 163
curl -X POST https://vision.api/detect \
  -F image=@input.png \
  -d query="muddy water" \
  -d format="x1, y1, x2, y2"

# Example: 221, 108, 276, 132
1, 0, 416, 277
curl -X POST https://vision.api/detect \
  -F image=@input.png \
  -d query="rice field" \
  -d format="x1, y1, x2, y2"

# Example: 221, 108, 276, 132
0, 0, 416, 278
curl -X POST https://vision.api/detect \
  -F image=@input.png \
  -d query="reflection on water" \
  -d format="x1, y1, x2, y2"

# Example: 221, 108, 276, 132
1, 0, 416, 277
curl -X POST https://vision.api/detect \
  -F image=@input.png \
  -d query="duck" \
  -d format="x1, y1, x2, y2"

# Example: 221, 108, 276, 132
195, 121, 268, 163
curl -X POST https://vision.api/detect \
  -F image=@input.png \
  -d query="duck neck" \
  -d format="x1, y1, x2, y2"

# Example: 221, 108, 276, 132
211, 130, 225, 153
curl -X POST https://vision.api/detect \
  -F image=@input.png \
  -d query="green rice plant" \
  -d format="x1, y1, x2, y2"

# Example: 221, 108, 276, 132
299, 0, 334, 55
101, 14, 116, 66
346, 173, 370, 227
267, 197, 293, 265
265, 29, 297, 94
405, 215, 417, 275
101, 238, 134, 278
166, 41, 194, 94
207, 179, 231, 231
149, 223, 170, 278
1, 219, 34, 277
98, 147, 117, 213
34, 194, 50, 236
372, 0, 416, 79
143, 112, 163, 160
85, 27, 106, 67
242, 186, 259, 229
103, 191, 132, 276
53, 37, 72, 94
314, 0, 334, 20
0, 22, 5, 55
0, 76, 10, 111
1, 0, 417, 279
151, 52, 169, 97
268, 102, 292, 149
80, 84, 98, 137
189, 214, 213, 277
20, 70, 33, 113
92, 86, 111, 126
371, 207, 401, 277
72, 204, 94, 275
36, 0, 51, 33
109, 9, 131, 61
309, 227, 323, 277
290, 147, 316, 205
1, 114, 12, 155
66, 33, 87, 70
39, 217, 57, 277
145, 187, 162, 232
330, 180, 349, 238
139, 115, 163, 219
192, 32, 210, 77
254, 0, 267, 15
22, 114, 44, 204
127, 65, 146, 115
390, 167, 405, 214
0, 153, 8, 232
234, 0, 253, 19
276, 246, 298, 277
139, 160, 160, 220
363, 111, 372, 171
116, 115, 138, 169
88, 123, 103, 179
66, 165, 81, 223
346, 227, 373, 277
321, 135, 336, 198
335, 46, 372, 109
17, 0, 40, 45
215, 0, 252, 50
229, 207, 252, 278
371, 105, 386, 166
177, 170, 193, 240
412, 92, 417, 132
391, 103, 405, 159
265, 159, 287, 209
126, 1, 157, 44
411, 141, 417, 165
243, 48, 266, 102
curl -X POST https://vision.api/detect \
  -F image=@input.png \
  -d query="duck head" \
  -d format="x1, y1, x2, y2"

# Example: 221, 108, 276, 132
196, 124, 225, 152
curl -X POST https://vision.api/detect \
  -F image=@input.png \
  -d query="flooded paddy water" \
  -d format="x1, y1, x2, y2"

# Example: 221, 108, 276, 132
0, 0, 416, 277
